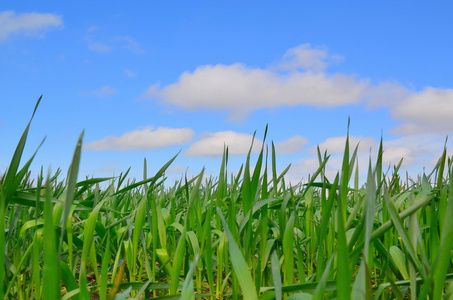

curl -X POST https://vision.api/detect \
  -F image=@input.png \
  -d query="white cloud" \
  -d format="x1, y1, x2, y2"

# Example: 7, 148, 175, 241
0, 11, 62, 41
285, 132, 452, 185
146, 63, 368, 120
383, 134, 447, 167
390, 87, 453, 134
366, 81, 409, 109
141, 44, 369, 120
311, 136, 377, 154
88, 86, 116, 97
276, 44, 343, 72
285, 156, 343, 184
274, 136, 308, 154
381, 146, 413, 166
185, 131, 263, 157
365, 83, 453, 135
85, 127, 194, 151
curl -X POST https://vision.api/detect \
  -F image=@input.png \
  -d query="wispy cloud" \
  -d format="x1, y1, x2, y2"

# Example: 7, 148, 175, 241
275, 44, 343, 72
85, 127, 194, 151
88, 42, 112, 53
125, 69, 137, 78
115, 36, 145, 54
0, 10, 62, 41
84, 27, 144, 54
83, 86, 117, 97
185, 131, 263, 157
85, 26, 112, 53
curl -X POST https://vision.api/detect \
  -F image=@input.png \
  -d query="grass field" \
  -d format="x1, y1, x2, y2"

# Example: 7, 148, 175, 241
2, 97, 453, 299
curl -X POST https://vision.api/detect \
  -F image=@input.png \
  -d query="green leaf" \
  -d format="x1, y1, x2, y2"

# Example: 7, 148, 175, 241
389, 246, 409, 279
180, 255, 200, 300
60, 260, 79, 300
59, 130, 84, 255
271, 250, 282, 300
432, 166, 453, 299
216, 207, 258, 300
283, 212, 295, 285
42, 173, 60, 299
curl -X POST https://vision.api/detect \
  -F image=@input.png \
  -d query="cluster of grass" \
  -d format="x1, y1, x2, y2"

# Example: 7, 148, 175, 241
2, 97, 453, 299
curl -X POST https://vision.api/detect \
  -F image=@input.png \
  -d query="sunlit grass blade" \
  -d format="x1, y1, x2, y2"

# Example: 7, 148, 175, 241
283, 212, 295, 286
389, 246, 409, 279
339, 118, 351, 224
336, 168, 351, 299
217, 207, 258, 300
352, 158, 375, 299
169, 227, 186, 295
132, 193, 147, 277
59, 130, 84, 255
42, 171, 60, 299
0, 193, 4, 299
432, 166, 453, 299
271, 250, 282, 300
100, 232, 110, 300
79, 198, 106, 298
351, 190, 433, 258
242, 130, 256, 215
383, 186, 426, 281
314, 254, 334, 300
316, 173, 338, 282
113, 151, 180, 195
60, 260, 79, 300
1, 96, 41, 208
180, 255, 200, 300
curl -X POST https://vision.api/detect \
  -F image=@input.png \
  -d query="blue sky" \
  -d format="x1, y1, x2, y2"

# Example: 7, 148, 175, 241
1, 2, 453, 183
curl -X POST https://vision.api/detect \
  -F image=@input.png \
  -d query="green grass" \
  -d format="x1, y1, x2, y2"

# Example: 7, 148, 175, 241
2, 96, 453, 299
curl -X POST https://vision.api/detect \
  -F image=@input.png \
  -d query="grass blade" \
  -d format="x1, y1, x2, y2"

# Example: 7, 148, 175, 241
217, 207, 258, 300
42, 172, 60, 299
271, 250, 282, 300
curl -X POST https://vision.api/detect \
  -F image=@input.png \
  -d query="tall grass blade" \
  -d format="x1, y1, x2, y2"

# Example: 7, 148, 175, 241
432, 166, 453, 299
336, 169, 351, 299
216, 207, 258, 300
180, 255, 199, 300
1, 96, 41, 207
352, 158, 375, 299
59, 130, 84, 254
313, 255, 334, 300
383, 187, 426, 281
283, 212, 295, 286
42, 172, 60, 299
79, 198, 106, 297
